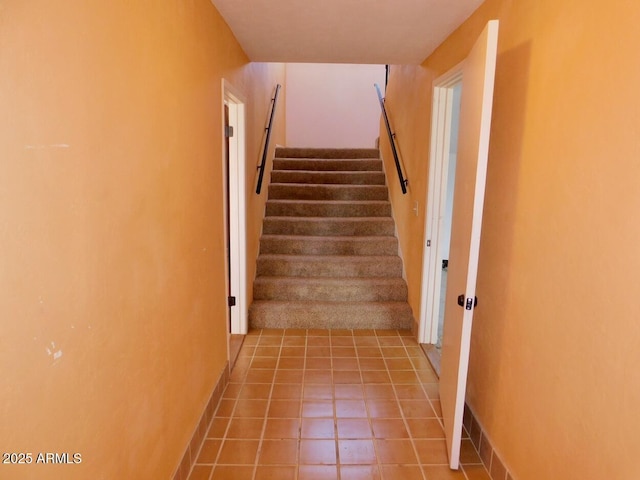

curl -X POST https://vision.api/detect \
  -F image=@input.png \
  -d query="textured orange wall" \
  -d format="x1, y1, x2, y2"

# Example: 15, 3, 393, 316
0, 1, 283, 478
383, 0, 640, 477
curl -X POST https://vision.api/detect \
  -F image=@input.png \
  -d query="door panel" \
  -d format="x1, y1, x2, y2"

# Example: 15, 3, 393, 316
440, 19, 499, 469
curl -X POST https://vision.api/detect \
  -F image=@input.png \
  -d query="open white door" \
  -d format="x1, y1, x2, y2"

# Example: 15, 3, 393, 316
440, 20, 499, 469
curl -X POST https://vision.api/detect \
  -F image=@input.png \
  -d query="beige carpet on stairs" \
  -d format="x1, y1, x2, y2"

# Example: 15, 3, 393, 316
249, 147, 414, 330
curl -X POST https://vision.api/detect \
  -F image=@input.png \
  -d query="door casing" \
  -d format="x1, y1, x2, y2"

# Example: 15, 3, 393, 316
222, 79, 248, 335
419, 66, 464, 345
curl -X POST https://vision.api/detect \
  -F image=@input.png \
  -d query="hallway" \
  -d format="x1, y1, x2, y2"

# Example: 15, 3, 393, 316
187, 329, 490, 480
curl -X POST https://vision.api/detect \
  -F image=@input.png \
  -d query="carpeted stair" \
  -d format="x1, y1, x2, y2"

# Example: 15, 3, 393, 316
249, 147, 414, 330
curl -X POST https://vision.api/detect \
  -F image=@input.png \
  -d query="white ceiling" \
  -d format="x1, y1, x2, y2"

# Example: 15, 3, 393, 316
210, 0, 485, 65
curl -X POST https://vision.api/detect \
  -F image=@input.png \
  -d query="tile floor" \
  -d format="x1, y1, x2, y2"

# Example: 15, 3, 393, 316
188, 329, 491, 480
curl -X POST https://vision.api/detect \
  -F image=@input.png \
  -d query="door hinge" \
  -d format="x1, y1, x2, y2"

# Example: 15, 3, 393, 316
457, 295, 478, 310
228, 296, 236, 307
426, 240, 431, 247
225, 125, 234, 138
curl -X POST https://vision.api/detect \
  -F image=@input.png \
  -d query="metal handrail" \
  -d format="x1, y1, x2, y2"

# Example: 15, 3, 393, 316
256, 84, 282, 194
375, 83, 408, 194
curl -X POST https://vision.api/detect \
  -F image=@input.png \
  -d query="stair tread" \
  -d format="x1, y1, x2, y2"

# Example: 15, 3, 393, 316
260, 234, 397, 240
264, 216, 393, 222
271, 169, 383, 173
267, 199, 390, 205
250, 299, 413, 307
257, 253, 401, 260
254, 276, 406, 283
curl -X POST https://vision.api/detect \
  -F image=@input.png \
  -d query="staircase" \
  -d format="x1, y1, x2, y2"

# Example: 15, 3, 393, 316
249, 147, 414, 330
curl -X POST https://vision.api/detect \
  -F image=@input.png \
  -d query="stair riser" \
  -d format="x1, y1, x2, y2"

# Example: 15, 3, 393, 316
257, 257, 403, 278
275, 147, 379, 159
269, 184, 388, 201
266, 201, 391, 218
273, 159, 382, 172
263, 218, 395, 236
249, 302, 413, 330
260, 237, 398, 256
271, 170, 385, 185
254, 280, 408, 302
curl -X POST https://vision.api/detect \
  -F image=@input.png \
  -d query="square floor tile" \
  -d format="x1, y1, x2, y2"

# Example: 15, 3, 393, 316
271, 384, 302, 400
263, 418, 300, 439
376, 439, 419, 464
233, 399, 268, 418
187, 464, 212, 480
333, 370, 362, 384
358, 358, 387, 371
268, 399, 301, 418
302, 401, 334, 418
380, 465, 424, 480
196, 439, 222, 463
301, 418, 335, 439
255, 465, 297, 480
399, 399, 436, 418
305, 357, 332, 369
226, 417, 264, 439
378, 337, 403, 346
304, 370, 333, 384
361, 371, 391, 384
332, 346, 357, 357
394, 384, 427, 400
278, 357, 305, 370
273, 369, 304, 384
281, 346, 305, 357
331, 337, 355, 347
357, 347, 382, 358
371, 418, 409, 439
406, 418, 445, 439
332, 357, 359, 370
414, 439, 449, 465
216, 439, 259, 464
366, 399, 402, 418
304, 384, 333, 400
422, 465, 467, 479
334, 384, 364, 400
338, 439, 376, 464
239, 384, 272, 400
364, 385, 396, 399
245, 369, 276, 384
258, 439, 298, 465
307, 346, 331, 357
335, 400, 367, 418
251, 357, 279, 369
389, 370, 420, 384
336, 419, 372, 439
210, 465, 254, 480
340, 465, 381, 480
207, 417, 230, 438
299, 439, 337, 464
298, 465, 339, 480
380, 347, 407, 358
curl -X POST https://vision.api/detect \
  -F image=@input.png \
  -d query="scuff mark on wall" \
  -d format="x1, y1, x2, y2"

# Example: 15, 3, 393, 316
45, 341, 63, 364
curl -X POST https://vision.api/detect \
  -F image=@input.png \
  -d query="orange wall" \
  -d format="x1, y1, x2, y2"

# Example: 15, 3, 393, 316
382, 0, 640, 477
0, 1, 283, 478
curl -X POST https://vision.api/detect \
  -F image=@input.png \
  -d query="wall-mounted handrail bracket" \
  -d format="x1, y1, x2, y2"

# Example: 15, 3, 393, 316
256, 84, 282, 194
375, 83, 407, 194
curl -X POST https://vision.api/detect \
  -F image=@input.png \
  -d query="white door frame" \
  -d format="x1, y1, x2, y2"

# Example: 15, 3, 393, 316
418, 65, 464, 345
222, 79, 248, 335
